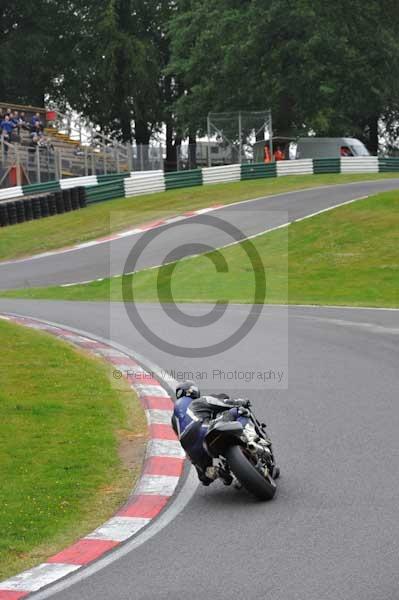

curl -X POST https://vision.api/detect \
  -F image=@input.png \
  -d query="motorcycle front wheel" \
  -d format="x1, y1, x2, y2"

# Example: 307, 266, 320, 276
226, 445, 277, 501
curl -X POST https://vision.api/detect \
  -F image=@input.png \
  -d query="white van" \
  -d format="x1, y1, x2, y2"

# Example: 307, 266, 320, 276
296, 137, 370, 159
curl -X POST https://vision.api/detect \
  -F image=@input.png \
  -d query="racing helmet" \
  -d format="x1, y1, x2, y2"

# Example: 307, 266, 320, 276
176, 380, 200, 400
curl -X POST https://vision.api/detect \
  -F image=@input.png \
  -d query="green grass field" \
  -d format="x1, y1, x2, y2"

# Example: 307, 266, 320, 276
6, 191, 397, 308
0, 318, 147, 580
0, 173, 397, 262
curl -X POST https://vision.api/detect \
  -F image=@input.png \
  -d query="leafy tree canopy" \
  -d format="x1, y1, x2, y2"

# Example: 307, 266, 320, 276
168, 0, 399, 152
1, 0, 399, 151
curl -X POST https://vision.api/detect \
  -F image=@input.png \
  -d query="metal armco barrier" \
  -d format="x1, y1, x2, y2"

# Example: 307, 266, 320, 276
276, 159, 313, 176
85, 180, 125, 204
60, 175, 97, 190
97, 172, 131, 184
22, 180, 61, 195
0, 186, 23, 202
378, 158, 399, 172
202, 164, 241, 184
164, 168, 203, 190
313, 158, 341, 174
241, 163, 277, 179
124, 171, 165, 197
340, 157, 379, 173
0, 158, 398, 211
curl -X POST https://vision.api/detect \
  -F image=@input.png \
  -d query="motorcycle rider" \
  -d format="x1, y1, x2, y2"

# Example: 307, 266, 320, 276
171, 380, 277, 486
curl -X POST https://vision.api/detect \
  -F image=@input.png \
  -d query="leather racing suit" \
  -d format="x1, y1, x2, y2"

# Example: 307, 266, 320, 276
171, 393, 249, 484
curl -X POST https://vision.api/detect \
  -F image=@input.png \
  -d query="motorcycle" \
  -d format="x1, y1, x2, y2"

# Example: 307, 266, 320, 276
204, 403, 279, 501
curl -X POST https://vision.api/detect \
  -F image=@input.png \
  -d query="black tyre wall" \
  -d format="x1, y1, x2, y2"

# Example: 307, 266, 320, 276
71, 187, 80, 210
77, 186, 87, 208
40, 195, 49, 218
23, 198, 33, 221
63, 189, 72, 212
48, 193, 58, 216
55, 191, 65, 214
6, 202, 17, 225
0, 204, 9, 227
16, 201, 26, 223
32, 197, 42, 220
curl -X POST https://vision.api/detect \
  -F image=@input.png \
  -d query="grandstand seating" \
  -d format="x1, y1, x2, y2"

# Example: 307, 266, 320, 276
0, 101, 129, 185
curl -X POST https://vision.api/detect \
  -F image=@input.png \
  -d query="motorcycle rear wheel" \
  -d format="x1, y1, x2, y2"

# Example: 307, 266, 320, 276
226, 445, 277, 501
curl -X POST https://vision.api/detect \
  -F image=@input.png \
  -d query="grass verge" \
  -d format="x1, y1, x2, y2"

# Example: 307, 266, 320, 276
4, 191, 398, 308
0, 318, 147, 580
0, 173, 397, 262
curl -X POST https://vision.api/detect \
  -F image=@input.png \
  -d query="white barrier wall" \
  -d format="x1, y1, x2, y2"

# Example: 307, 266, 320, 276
0, 157, 394, 205
0, 186, 23, 203
124, 170, 165, 197
202, 164, 241, 185
60, 175, 98, 189
276, 159, 314, 176
340, 157, 379, 173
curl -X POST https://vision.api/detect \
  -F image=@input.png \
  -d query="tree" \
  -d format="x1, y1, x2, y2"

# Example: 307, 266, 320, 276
168, 0, 399, 152
0, 1, 72, 106
54, 0, 161, 144
1, 0, 184, 153
3, 0, 399, 155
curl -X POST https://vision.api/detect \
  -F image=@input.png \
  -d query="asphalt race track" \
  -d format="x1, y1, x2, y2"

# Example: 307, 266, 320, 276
1, 180, 398, 600
0, 299, 398, 600
1, 178, 399, 290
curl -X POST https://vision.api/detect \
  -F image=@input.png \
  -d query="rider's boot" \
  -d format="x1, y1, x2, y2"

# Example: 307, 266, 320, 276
195, 465, 217, 486
217, 466, 233, 486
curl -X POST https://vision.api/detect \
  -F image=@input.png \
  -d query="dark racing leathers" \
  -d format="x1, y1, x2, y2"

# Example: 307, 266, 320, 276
171, 394, 248, 484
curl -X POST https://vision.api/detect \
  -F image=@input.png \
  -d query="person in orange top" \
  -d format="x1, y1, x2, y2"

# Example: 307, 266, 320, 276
274, 146, 285, 161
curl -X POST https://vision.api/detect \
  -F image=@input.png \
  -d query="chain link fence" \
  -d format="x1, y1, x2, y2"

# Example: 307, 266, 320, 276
1, 103, 276, 188
0, 140, 133, 188
0, 136, 273, 188
206, 110, 273, 167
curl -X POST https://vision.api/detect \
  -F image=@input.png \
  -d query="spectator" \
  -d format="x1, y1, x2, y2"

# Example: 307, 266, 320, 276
274, 146, 285, 161
0, 107, 11, 121
30, 112, 42, 129
17, 111, 27, 138
29, 132, 39, 153
1, 114, 15, 155
33, 120, 43, 135
11, 111, 20, 141
39, 136, 54, 152
74, 145, 85, 156
1, 114, 15, 140
30, 128, 42, 145
29, 126, 53, 153
264, 144, 271, 163
11, 110, 19, 125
